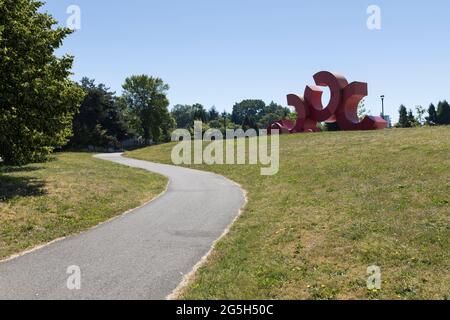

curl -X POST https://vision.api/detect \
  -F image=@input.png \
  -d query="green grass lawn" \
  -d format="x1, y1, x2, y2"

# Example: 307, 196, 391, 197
127, 127, 450, 300
0, 152, 167, 260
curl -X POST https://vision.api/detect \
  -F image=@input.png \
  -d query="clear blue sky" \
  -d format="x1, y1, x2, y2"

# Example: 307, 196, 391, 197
43, 0, 450, 121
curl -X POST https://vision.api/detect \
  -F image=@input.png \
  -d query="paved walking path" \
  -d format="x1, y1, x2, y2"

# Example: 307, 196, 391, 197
0, 153, 245, 300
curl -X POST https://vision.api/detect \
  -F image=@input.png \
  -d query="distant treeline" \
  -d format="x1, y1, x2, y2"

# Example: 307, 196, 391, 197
396, 102, 450, 128
71, 76, 450, 149
69, 77, 295, 149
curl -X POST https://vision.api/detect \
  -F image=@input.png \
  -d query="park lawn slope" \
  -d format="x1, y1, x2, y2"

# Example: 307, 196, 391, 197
127, 127, 450, 300
0, 152, 167, 259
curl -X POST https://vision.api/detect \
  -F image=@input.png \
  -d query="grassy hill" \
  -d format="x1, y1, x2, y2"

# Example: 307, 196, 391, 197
0, 153, 167, 260
127, 127, 450, 300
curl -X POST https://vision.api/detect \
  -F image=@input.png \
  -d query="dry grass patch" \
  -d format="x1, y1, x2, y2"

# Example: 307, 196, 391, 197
0, 152, 167, 259
127, 127, 450, 300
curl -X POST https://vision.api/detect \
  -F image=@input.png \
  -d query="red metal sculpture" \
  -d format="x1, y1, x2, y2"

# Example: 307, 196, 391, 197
268, 71, 387, 133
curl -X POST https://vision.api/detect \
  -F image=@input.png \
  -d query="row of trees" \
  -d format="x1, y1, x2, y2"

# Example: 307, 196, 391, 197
171, 100, 293, 133
71, 85, 296, 149
0, 0, 177, 164
0, 0, 296, 164
397, 101, 450, 128
2, 1, 449, 165
70, 76, 175, 149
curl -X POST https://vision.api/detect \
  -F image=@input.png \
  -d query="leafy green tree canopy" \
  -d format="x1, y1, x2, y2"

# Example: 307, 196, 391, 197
258, 101, 291, 128
231, 100, 266, 125
121, 75, 173, 143
208, 106, 220, 121
232, 100, 291, 129
0, 0, 84, 165
171, 104, 194, 129
397, 105, 410, 128
192, 104, 208, 123
70, 78, 131, 148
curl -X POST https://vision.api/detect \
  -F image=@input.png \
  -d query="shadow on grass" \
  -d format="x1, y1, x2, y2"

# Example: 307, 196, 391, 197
0, 170, 46, 201
0, 166, 44, 174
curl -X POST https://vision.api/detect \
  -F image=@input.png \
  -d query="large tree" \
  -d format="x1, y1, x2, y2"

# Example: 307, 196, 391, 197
208, 106, 220, 121
70, 78, 131, 148
231, 100, 292, 129
426, 103, 438, 125
407, 109, 417, 127
171, 104, 194, 129
231, 100, 266, 126
258, 101, 291, 128
0, 0, 84, 165
397, 105, 410, 128
192, 103, 208, 122
436, 100, 450, 125
121, 75, 174, 143
242, 114, 258, 131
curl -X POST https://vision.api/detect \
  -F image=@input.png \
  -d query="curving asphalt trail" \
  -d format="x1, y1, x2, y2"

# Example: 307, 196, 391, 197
0, 153, 245, 300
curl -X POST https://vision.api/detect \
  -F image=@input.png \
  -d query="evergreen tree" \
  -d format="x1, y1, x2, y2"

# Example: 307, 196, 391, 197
208, 106, 220, 121
171, 104, 194, 129
192, 104, 208, 122
426, 103, 438, 125
397, 105, 409, 128
70, 78, 131, 148
436, 100, 450, 125
407, 109, 417, 127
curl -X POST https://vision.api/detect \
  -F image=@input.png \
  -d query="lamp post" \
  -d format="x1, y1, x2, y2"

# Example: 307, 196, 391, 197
380, 95, 385, 119
223, 110, 227, 134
